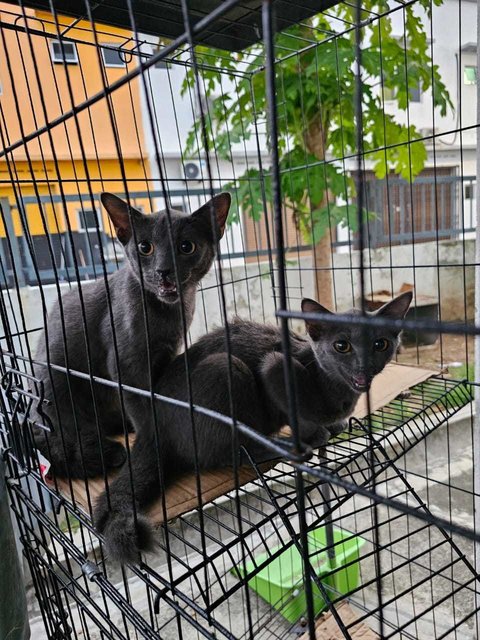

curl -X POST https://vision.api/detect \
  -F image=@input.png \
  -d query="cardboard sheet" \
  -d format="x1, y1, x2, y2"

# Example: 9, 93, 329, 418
298, 601, 379, 640
53, 362, 437, 525
53, 439, 275, 527
352, 362, 436, 419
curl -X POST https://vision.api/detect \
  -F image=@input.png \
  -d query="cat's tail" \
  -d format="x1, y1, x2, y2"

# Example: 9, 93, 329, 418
101, 509, 155, 565
94, 490, 157, 564
93, 436, 165, 564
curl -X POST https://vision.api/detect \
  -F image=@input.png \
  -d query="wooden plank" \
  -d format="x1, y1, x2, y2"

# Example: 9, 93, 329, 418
148, 464, 272, 527
52, 444, 273, 525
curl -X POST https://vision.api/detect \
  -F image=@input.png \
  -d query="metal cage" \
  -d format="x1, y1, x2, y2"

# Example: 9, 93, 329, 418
0, 0, 479, 639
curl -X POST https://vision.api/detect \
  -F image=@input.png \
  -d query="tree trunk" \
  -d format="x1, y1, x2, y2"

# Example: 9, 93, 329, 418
311, 233, 334, 309
304, 115, 334, 310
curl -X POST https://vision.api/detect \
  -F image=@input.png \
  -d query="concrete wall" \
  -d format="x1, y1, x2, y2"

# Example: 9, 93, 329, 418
191, 237, 475, 334
1, 237, 474, 361
332, 237, 475, 322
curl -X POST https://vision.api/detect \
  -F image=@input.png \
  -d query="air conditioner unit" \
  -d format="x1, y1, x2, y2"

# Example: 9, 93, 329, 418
181, 159, 204, 182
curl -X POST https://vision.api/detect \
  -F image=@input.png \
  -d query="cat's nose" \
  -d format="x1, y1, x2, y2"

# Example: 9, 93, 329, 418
157, 269, 173, 280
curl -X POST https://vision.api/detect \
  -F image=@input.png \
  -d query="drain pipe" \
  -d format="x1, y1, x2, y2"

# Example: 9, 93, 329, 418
0, 456, 30, 640
474, 3, 480, 635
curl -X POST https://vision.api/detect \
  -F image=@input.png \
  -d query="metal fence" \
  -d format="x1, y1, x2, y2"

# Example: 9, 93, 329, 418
336, 173, 476, 250
0, 189, 244, 287
0, 1, 479, 639
1, 175, 475, 290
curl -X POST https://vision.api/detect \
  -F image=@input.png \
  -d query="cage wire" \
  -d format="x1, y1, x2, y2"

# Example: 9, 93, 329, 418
0, 0, 478, 638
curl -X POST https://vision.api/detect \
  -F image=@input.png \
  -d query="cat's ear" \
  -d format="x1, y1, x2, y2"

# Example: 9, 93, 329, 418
375, 291, 413, 320
101, 193, 143, 245
191, 192, 231, 240
301, 298, 333, 341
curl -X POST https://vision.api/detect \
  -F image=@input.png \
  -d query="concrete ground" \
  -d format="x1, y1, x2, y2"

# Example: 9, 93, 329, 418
326, 404, 478, 640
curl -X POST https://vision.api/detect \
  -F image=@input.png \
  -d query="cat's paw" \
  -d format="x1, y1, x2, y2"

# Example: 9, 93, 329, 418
328, 421, 347, 436
300, 425, 330, 449
102, 511, 155, 564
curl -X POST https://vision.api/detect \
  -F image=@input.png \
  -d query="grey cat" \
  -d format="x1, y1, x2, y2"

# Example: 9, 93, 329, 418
32, 192, 231, 478
94, 291, 412, 563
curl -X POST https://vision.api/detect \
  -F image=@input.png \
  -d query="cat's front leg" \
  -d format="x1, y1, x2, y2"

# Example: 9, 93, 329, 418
288, 419, 331, 449
261, 352, 332, 447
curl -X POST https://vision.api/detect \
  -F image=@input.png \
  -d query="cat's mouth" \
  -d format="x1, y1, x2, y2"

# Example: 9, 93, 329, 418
158, 277, 178, 302
351, 373, 371, 392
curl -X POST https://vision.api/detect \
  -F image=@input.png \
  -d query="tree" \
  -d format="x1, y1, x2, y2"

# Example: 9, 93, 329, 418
182, 0, 451, 308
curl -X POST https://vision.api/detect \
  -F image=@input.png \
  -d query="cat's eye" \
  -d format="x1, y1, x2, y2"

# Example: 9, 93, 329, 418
374, 338, 389, 352
333, 340, 352, 354
179, 240, 196, 255
138, 241, 154, 256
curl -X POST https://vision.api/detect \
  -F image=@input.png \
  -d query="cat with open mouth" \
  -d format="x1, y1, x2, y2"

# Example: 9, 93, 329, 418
32, 192, 231, 479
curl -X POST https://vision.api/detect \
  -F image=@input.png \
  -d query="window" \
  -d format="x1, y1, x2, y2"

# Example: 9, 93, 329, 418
170, 201, 186, 213
464, 65, 477, 85
465, 184, 475, 200
78, 209, 102, 232
50, 40, 78, 64
101, 44, 127, 68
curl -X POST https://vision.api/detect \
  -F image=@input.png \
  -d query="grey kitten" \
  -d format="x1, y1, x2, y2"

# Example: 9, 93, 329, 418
94, 291, 412, 563
32, 192, 231, 478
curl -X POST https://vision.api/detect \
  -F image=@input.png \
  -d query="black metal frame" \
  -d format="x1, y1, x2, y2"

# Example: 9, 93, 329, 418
0, 0, 478, 639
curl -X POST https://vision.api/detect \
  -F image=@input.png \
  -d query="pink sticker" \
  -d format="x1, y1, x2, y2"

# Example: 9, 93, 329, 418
36, 450, 52, 483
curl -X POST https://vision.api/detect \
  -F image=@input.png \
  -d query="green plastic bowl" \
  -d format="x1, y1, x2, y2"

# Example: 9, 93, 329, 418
233, 526, 366, 623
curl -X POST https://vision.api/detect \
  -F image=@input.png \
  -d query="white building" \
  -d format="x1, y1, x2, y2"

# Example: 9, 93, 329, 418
388, 0, 476, 172
137, 44, 272, 262
139, 0, 477, 260
336, 0, 478, 247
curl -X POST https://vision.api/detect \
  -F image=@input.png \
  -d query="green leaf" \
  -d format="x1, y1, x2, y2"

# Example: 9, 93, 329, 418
224, 168, 272, 224
307, 204, 375, 243
182, 1, 450, 243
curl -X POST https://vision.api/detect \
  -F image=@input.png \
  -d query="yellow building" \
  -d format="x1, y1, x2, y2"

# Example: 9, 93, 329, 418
0, 4, 152, 285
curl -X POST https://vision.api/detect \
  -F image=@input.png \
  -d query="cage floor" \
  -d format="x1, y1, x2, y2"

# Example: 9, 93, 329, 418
298, 601, 379, 639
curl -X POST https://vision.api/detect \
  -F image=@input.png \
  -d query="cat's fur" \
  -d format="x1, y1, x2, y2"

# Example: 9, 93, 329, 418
94, 291, 412, 563
32, 192, 231, 478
